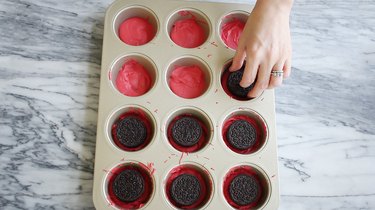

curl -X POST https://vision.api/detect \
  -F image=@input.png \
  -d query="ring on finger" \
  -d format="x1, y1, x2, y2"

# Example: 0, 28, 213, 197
271, 70, 284, 77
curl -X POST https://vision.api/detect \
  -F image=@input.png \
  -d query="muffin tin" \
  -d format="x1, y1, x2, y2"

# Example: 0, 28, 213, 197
93, 0, 279, 209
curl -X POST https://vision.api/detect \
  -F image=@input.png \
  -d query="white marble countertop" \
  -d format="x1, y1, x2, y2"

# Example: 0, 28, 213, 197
0, 0, 374, 209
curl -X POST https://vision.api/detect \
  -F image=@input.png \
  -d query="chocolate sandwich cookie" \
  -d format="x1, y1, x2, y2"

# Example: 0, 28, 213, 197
115, 116, 147, 148
170, 174, 201, 206
113, 169, 145, 202
226, 68, 254, 98
229, 174, 260, 206
171, 116, 202, 147
227, 120, 256, 150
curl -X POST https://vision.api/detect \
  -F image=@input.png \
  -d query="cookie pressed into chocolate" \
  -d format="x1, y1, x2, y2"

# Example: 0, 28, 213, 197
170, 174, 201, 206
115, 116, 147, 148
226, 68, 255, 98
113, 169, 145, 202
227, 120, 257, 150
229, 174, 260, 206
171, 116, 202, 147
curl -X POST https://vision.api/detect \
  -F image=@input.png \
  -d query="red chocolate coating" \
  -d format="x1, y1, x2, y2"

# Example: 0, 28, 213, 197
111, 109, 153, 151
221, 18, 245, 50
170, 19, 206, 48
107, 163, 154, 209
165, 165, 212, 209
115, 59, 152, 97
167, 114, 209, 152
119, 17, 155, 46
169, 65, 207, 99
223, 165, 266, 209
222, 115, 266, 154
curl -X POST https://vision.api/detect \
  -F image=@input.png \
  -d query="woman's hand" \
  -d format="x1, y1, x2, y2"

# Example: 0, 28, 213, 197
230, 0, 293, 98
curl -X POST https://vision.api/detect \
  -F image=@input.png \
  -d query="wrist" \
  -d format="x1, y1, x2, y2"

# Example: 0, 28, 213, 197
255, 0, 294, 13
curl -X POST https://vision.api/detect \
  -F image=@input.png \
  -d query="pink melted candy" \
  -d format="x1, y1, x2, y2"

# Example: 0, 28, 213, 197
115, 59, 152, 97
221, 18, 245, 50
170, 19, 206, 48
119, 17, 155, 46
169, 65, 207, 99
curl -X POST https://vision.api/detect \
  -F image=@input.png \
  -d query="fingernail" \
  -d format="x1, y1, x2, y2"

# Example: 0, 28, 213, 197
247, 94, 255, 99
247, 92, 256, 98
239, 81, 250, 88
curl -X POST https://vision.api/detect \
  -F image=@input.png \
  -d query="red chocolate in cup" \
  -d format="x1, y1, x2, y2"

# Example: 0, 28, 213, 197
114, 6, 159, 46
119, 17, 155, 46
169, 65, 207, 99
220, 18, 245, 50
168, 10, 210, 48
219, 12, 249, 50
166, 56, 211, 100
115, 59, 152, 97
167, 114, 209, 153
223, 165, 269, 209
222, 113, 267, 155
111, 108, 154, 152
107, 163, 154, 209
165, 164, 213, 209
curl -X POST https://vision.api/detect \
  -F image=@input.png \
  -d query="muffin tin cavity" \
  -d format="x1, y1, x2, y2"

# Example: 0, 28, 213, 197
114, 6, 159, 46
219, 11, 249, 50
166, 56, 211, 99
110, 54, 157, 97
164, 163, 214, 209
108, 106, 156, 152
167, 9, 211, 48
221, 60, 257, 101
165, 107, 213, 153
221, 109, 268, 155
105, 162, 155, 209
222, 164, 270, 209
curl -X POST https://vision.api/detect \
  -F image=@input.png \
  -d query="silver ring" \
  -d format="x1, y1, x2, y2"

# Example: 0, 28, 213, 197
271, 70, 284, 77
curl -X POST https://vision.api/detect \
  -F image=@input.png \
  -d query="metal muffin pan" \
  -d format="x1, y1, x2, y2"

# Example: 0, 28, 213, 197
93, 0, 279, 209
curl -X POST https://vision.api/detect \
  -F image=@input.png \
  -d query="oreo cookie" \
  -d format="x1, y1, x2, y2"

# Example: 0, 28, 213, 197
113, 169, 145, 202
226, 67, 254, 98
170, 174, 201, 206
171, 116, 202, 147
229, 174, 259, 206
227, 120, 256, 150
116, 116, 147, 148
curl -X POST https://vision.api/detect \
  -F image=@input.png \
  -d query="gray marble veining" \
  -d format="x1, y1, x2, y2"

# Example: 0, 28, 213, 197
0, 0, 374, 209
